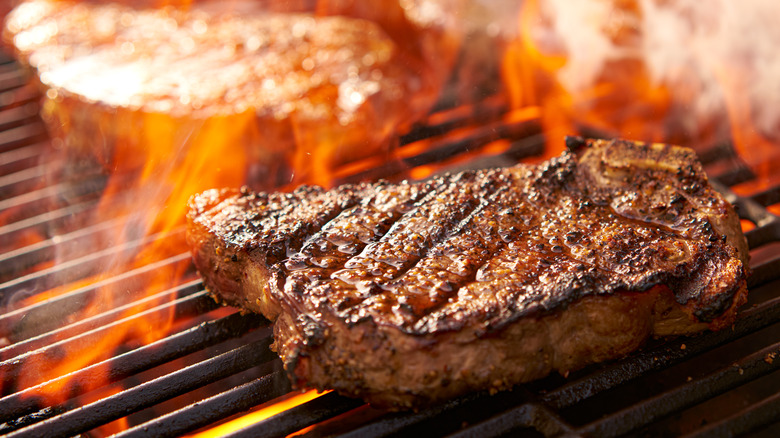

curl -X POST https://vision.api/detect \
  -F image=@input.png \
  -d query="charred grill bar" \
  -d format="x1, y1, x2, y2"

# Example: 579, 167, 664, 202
0, 46, 779, 438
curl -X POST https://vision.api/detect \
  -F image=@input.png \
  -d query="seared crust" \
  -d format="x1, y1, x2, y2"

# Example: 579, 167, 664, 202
186, 137, 749, 408
187, 183, 376, 317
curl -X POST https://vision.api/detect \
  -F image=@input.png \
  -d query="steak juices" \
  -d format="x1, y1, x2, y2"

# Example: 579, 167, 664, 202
187, 138, 749, 409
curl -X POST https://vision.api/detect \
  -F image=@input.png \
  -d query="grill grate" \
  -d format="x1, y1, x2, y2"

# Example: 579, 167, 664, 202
0, 50, 779, 437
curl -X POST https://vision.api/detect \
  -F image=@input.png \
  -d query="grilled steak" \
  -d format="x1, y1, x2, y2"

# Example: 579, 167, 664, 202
187, 137, 749, 409
3, 0, 455, 187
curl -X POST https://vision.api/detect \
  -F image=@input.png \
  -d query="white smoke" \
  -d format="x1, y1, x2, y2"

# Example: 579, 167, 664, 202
541, 0, 780, 144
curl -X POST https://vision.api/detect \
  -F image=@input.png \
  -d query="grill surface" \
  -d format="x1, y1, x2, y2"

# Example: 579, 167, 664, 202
0, 50, 779, 438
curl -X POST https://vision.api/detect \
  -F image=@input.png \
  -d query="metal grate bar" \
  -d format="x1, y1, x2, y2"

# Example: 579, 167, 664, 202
0, 251, 193, 340
735, 195, 778, 227
578, 342, 780, 437
0, 182, 167, 252
0, 172, 106, 213
0, 142, 49, 176
0, 228, 187, 302
0, 198, 101, 248
447, 404, 538, 438
334, 110, 542, 184
227, 391, 364, 438
0, 286, 217, 392
399, 94, 509, 145
0, 216, 129, 282
541, 292, 780, 411
0, 102, 40, 131
695, 142, 739, 166
0, 67, 27, 91
0, 175, 122, 228
0, 406, 68, 435
749, 247, 780, 289
0, 88, 38, 112
0, 166, 127, 214
448, 402, 577, 438
0, 121, 47, 154
684, 389, 780, 438
0, 310, 266, 423
7, 338, 277, 438
708, 164, 755, 188
338, 396, 483, 438
745, 220, 780, 258
116, 371, 292, 438
0, 278, 202, 358
749, 185, 780, 209
0, 165, 51, 197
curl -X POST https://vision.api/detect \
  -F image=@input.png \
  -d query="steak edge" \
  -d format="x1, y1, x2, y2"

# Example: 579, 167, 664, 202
186, 137, 749, 409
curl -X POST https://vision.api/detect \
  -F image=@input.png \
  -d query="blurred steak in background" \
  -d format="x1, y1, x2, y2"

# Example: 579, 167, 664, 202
3, 0, 463, 190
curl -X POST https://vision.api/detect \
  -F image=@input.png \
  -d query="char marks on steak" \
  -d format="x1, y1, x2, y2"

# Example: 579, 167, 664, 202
187, 137, 749, 408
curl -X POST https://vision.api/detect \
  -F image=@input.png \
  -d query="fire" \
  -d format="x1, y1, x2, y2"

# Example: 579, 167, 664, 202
5, 0, 779, 434
502, 0, 780, 177
4, 89, 257, 404
187, 390, 326, 438
2, 0, 463, 430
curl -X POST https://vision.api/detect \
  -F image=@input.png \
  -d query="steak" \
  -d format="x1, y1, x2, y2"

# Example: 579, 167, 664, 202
3, 0, 456, 187
186, 137, 749, 409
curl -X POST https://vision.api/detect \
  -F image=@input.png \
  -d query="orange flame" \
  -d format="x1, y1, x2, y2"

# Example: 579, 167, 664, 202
11, 0, 780, 432
502, 0, 569, 158
502, 0, 780, 179
503, 0, 677, 154
713, 63, 779, 179
3, 0, 465, 427
187, 390, 326, 438
8, 106, 249, 405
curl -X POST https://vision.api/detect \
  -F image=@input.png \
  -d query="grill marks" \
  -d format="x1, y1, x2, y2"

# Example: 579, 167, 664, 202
321, 171, 502, 325
387, 175, 535, 330
279, 181, 433, 313
190, 138, 749, 335
270, 170, 534, 330
187, 138, 750, 409
332, 174, 482, 282
192, 184, 371, 265
273, 168, 584, 332
433, 182, 731, 332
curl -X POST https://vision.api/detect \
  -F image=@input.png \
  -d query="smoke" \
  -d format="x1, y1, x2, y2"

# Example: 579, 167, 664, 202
540, 0, 780, 145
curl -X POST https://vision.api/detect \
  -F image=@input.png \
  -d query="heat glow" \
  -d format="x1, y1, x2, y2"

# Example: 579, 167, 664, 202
2, 0, 463, 435
3, 0, 778, 435
187, 390, 326, 438
502, 0, 780, 180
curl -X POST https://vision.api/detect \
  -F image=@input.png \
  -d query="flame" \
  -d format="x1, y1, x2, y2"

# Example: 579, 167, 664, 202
713, 64, 780, 178
9, 0, 780, 432
187, 390, 326, 438
6, 105, 249, 404
503, 0, 678, 152
82, 384, 130, 436
3, 0, 465, 429
502, 0, 780, 179
740, 219, 756, 233
501, 0, 570, 158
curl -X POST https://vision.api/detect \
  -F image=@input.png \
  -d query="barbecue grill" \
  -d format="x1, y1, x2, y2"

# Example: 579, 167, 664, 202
1, 34, 779, 438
